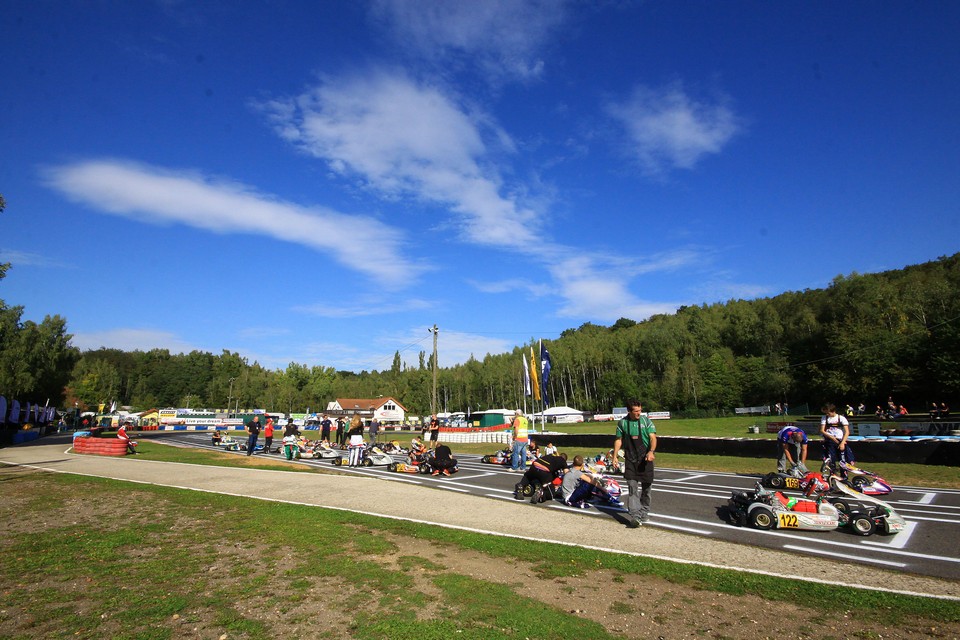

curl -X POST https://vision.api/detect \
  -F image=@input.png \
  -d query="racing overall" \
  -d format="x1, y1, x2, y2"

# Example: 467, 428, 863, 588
618, 417, 655, 522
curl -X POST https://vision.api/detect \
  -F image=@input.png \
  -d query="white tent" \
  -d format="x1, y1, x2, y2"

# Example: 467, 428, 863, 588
531, 406, 585, 423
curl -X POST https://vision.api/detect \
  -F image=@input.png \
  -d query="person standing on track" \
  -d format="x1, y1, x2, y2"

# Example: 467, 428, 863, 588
510, 409, 529, 472
245, 415, 262, 456
320, 414, 332, 443
263, 417, 275, 454
612, 400, 657, 528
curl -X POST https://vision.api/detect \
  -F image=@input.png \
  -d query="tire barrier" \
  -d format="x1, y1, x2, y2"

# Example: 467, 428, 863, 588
529, 434, 960, 466
72, 436, 131, 456
434, 431, 512, 445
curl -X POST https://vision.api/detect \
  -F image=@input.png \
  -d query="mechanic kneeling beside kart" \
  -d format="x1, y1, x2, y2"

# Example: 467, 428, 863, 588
431, 443, 458, 476
514, 452, 568, 502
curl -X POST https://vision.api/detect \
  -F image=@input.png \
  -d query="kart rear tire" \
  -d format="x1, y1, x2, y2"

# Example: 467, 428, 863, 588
388, 462, 398, 472
832, 499, 851, 514
749, 506, 775, 530
850, 514, 876, 536
522, 483, 536, 497
767, 474, 785, 489
481, 455, 491, 463
851, 477, 868, 492
332, 457, 343, 466
362, 458, 373, 467
419, 465, 432, 474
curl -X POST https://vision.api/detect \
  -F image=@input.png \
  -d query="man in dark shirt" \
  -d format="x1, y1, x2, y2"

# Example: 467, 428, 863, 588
245, 415, 262, 456
431, 443, 458, 476
514, 452, 568, 502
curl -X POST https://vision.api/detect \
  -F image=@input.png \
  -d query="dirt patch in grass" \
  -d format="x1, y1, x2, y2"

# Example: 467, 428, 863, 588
0, 467, 956, 639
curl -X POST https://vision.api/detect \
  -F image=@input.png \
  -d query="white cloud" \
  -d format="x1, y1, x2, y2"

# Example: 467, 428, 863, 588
607, 81, 742, 177
468, 277, 551, 298
369, 0, 568, 81
0, 249, 72, 269
547, 254, 684, 321
43, 159, 424, 287
293, 297, 433, 318
260, 71, 541, 247
71, 328, 197, 354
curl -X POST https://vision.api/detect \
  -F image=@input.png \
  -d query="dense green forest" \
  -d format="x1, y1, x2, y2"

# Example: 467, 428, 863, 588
2, 185, 958, 419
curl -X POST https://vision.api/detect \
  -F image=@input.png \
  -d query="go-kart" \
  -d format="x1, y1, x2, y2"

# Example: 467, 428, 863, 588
728, 477, 904, 536
307, 442, 341, 459
584, 450, 624, 475
332, 445, 395, 467
481, 448, 533, 466
762, 460, 892, 496
389, 448, 434, 474
380, 440, 409, 455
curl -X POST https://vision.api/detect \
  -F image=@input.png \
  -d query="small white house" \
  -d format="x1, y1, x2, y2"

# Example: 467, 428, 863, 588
326, 398, 407, 424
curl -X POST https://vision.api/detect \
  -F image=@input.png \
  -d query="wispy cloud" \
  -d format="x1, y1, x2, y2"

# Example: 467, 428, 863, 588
607, 81, 743, 177
468, 277, 551, 298
259, 71, 542, 248
43, 159, 425, 286
71, 328, 197, 354
369, 0, 569, 82
293, 297, 433, 318
0, 249, 72, 269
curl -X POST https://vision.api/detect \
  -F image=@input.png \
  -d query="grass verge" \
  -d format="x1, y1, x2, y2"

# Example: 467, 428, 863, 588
0, 470, 957, 640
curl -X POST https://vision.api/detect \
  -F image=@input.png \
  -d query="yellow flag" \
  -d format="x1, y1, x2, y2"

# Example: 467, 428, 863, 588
530, 346, 541, 401
98, 403, 105, 414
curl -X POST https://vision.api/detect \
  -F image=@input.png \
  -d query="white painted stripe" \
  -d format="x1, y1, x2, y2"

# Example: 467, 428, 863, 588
783, 545, 906, 568
439, 485, 470, 493
862, 521, 918, 550
673, 473, 709, 482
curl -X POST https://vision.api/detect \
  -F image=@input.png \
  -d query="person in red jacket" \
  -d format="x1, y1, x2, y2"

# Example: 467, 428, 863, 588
263, 418, 275, 454
117, 424, 137, 454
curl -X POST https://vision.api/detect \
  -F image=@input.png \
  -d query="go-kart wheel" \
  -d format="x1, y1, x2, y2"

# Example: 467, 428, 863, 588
419, 465, 432, 474
767, 474, 785, 489
748, 506, 775, 530
522, 483, 536, 497
388, 462, 398, 472
362, 458, 373, 467
832, 499, 851, 513
851, 477, 868, 491
332, 457, 343, 466
481, 455, 491, 463
850, 514, 876, 536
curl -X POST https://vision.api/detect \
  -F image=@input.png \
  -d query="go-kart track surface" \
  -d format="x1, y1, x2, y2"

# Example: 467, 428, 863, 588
2, 433, 959, 599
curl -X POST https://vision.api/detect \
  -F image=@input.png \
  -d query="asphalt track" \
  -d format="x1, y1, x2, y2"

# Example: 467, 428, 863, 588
2, 432, 958, 599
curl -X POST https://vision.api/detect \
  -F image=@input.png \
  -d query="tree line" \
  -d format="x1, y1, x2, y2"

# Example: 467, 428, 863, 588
2, 189, 958, 419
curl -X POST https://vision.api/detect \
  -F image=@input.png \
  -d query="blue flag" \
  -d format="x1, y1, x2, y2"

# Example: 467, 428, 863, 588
540, 340, 552, 407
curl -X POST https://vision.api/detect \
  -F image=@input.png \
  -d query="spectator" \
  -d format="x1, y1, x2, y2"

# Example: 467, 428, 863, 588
510, 410, 529, 472
857, 402, 866, 416
283, 419, 299, 438
368, 417, 380, 447
940, 402, 951, 419
777, 425, 808, 474
117, 423, 137, 454
930, 403, 940, 420
612, 400, 657, 528
336, 416, 346, 446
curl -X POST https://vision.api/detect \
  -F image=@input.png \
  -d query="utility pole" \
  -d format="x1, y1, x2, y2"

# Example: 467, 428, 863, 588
429, 324, 439, 416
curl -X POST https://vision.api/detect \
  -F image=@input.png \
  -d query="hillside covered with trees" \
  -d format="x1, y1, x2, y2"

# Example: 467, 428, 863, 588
3, 206, 959, 418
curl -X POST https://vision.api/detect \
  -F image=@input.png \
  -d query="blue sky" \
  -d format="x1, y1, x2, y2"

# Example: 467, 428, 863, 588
2, 1, 959, 372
